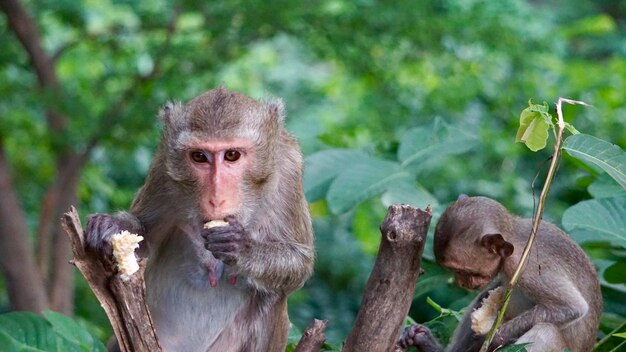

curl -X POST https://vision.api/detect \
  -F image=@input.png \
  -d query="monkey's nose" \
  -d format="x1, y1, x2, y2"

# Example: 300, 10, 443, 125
209, 200, 226, 207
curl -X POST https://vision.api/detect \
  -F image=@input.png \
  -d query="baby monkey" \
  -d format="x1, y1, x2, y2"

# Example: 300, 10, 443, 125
400, 195, 601, 352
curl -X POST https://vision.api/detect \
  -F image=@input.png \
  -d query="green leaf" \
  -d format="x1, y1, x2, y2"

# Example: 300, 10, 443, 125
563, 134, 626, 191
0, 312, 82, 352
604, 262, 626, 285
515, 100, 552, 152
588, 174, 626, 199
43, 311, 106, 352
304, 149, 370, 202
381, 179, 438, 209
398, 117, 477, 170
0, 330, 43, 352
564, 122, 580, 135
614, 332, 626, 339
562, 198, 626, 247
415, 262, 453, 298
594, 259, 626, 294
326, 158, 411, 214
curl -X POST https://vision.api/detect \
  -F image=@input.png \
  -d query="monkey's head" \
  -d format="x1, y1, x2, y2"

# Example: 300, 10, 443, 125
434, 196, 514, 290
157, 87, 285, 224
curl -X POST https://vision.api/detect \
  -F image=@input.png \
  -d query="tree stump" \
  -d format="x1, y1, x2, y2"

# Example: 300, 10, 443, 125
343, 204, 432, 352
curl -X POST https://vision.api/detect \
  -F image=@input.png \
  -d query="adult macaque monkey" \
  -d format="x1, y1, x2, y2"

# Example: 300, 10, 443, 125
86, 87, 314, 351
400, 195, 601, 352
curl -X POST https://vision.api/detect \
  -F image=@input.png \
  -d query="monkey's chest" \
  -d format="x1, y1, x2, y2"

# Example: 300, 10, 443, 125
144, 260, 249, 351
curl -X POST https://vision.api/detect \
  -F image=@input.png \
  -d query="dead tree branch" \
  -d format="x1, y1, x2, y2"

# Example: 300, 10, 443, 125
61, 206, 162, 352
295, 319, 329, 352
343, 204, 432, 352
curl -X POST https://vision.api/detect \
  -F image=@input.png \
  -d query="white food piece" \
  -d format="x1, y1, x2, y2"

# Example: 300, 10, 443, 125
471, 286, 505, 335
111, 231, 144, 281
204, 220, 229, 229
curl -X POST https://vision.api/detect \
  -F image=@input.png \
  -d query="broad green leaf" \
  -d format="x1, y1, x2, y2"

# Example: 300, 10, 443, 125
304, 149, 370, 202
497, 344, 528, 352
0, 312, 82, 352
515, 100, 551, 152
381, 179, 438, 209
562, 198, 626, 247
415, 262, 453, 298
0, 330, 43, 352
398, 117, 477, 170
588, 174, 626, 199
43, 311, 106, 352
614, 332, 626, 339
593, 259, 626, 293
326, 158, 411, 214
563, 134, 626, 191
605, 262, 626, 285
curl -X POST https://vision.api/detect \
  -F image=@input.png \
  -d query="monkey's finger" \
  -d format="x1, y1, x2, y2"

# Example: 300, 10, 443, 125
212, 252, 237, 265
203, 225, 237, 237
206, 242, 239, 254
205, 231, 243, 244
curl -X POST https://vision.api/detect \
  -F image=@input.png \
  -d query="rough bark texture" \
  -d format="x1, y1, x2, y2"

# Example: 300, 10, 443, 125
61, 207, 162, 352
342, 204, 432, 352
295, 319, 329, 352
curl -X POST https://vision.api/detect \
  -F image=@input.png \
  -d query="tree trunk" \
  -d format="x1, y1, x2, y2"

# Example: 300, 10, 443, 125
343, 204, 431, 352
0, 140, 48, 312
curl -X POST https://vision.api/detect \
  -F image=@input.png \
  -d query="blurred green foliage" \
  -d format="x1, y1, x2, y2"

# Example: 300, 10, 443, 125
2, 0, 626, 349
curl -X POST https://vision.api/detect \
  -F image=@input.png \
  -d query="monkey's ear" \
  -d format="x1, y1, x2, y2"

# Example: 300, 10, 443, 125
158, 101, 185, 128
481, 234, 514, 258
266, 98, 285, 123
457, 194, 469, 201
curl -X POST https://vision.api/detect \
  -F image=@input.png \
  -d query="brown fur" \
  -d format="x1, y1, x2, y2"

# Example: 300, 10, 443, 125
87, 87, 314, 352
400, 196, 601, 352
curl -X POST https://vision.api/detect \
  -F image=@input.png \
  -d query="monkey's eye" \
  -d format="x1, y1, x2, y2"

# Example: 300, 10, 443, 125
224, 150, 241, 162
190, 151, 209, 163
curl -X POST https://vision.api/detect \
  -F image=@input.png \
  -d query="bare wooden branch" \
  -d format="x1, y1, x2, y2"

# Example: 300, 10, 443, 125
343, 204, 432, 352
61, 206, 162, 352
295, 319, 329, 352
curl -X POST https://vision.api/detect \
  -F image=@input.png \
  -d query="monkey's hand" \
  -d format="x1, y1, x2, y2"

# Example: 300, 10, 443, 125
487, 327, 516, 351
398, 324, 443, 352
202, 215, 251, 267
86, 212, 144, 259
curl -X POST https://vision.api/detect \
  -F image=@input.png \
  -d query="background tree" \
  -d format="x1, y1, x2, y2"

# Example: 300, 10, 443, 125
1, 0, 625, 349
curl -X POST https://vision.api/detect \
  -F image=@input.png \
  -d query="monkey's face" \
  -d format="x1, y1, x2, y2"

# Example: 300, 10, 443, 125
450, 269, 496, 290
184, 138, 255, 222
439, 248, 502, 290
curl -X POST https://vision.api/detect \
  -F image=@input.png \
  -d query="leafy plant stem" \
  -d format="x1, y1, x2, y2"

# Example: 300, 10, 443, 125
595, 319, 626, 349
479, 98, 585, 352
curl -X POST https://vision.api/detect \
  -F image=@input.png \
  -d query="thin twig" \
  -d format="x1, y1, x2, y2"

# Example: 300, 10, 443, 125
479, 97, 587, 351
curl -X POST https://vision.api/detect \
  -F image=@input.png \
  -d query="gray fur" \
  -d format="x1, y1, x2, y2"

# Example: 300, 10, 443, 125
87, 87, 314, 352
401, 196, 601, 352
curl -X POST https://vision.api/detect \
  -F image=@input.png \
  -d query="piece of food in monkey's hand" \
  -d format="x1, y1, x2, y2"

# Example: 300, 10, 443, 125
204, 220, 229, 229
111, 230, 144, 281
471, 286, 505, 335
204, 220, 239, 287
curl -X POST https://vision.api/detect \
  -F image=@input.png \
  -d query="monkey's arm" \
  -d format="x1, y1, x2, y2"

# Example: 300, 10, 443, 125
494, 276, 588, 345
444, 281, 504, 352
203, 217, 314, 294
